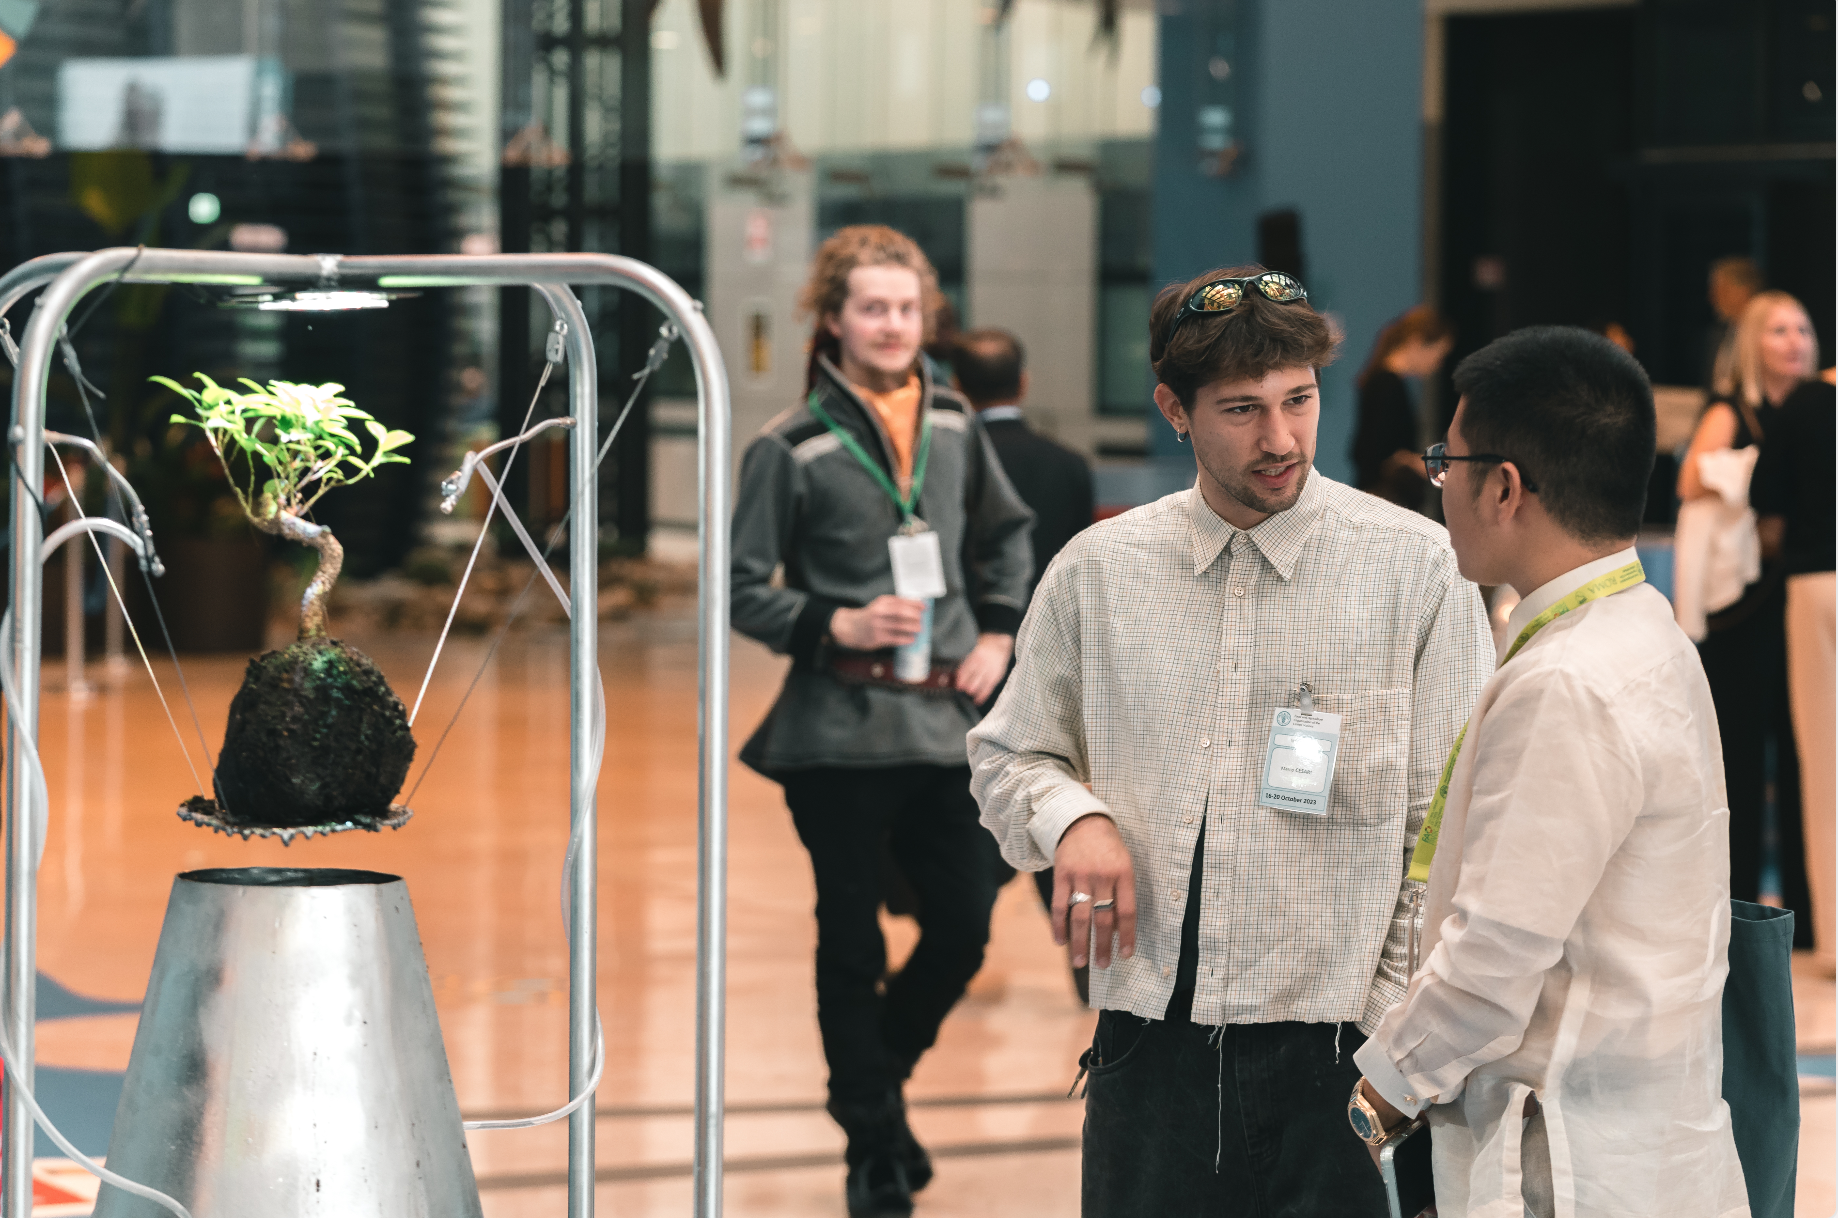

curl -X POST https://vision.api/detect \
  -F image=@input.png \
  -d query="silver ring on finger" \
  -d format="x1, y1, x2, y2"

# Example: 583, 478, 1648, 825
1092, 898, 1116, 911
1069, 891, 1092, 906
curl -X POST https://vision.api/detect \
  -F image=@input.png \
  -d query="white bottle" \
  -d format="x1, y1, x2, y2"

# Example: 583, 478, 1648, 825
893, 598, 934, 682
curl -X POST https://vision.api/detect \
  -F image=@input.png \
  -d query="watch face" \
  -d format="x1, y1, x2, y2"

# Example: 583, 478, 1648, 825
1348, 1101, 1376, 1141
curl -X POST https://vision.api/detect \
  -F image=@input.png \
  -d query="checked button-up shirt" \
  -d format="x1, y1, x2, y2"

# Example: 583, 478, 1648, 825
969, 471, 1493, 1029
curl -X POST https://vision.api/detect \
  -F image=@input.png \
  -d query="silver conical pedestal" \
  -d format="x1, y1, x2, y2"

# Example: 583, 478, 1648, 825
92, 867, 484, 1217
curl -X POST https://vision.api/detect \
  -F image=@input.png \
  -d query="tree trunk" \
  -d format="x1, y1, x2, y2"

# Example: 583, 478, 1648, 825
252, 512, 343, 640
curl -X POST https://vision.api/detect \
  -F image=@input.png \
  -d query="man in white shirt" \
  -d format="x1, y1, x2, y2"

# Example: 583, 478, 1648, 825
1349, 327, 1749, 1217
969, 267, 1493, 1216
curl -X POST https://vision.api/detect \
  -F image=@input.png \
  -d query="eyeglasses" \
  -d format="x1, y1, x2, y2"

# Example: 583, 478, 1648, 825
1421, 443, 1540, 493
1161, 272, 1309, 347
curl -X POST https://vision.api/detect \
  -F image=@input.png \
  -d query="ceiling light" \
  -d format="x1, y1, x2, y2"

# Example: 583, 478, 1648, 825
257, 290, 392, 312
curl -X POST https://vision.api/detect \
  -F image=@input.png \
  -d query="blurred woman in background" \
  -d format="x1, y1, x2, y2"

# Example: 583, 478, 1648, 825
1351, 306, 1452, 511
1679, 290, 1820, 947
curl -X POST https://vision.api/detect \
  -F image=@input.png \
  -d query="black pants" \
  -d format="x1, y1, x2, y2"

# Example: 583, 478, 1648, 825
1701, 587, 1813, 946
1081, 1014, 1388, 1218
1081, 828, 1386, 1217
784, 764, 1001, 1106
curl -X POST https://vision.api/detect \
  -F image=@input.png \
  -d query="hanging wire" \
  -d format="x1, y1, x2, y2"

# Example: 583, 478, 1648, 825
52, 331, 217, 775
406, 325, 563, 726
405, 319, 675, 803
44, 443, 206, 795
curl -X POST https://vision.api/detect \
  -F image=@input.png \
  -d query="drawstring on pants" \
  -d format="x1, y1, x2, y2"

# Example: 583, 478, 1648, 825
1208, 1025, 1226, 1172
1334, 1021, 1343, 1063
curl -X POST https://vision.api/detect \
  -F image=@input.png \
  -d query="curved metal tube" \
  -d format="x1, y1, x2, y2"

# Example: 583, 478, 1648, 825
41, 517, 147, 566
42, 432, 162, 575
437, 415, 576, 513
4, 249, 732, 1218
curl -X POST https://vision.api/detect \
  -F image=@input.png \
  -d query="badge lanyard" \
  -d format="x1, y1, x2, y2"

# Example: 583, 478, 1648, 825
806, 390, 933, 530
1406, 560, 1645, 883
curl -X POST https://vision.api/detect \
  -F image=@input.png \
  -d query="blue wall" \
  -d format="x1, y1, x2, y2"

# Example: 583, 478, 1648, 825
1150, 0, 1425, 482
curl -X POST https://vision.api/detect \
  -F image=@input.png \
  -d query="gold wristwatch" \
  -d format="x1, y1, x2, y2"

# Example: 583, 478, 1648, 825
1347, 1080, 1397, 1147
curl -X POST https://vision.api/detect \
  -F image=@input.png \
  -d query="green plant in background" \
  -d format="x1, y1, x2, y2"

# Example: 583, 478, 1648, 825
154, 373, 413, 639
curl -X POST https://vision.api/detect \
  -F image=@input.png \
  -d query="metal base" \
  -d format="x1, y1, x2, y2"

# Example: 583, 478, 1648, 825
176, 795, 412, 843
91, 867, 484, 1217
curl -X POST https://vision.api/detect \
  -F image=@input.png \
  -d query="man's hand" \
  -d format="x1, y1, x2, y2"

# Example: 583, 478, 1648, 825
1052, 814, 1137, 969
1358, 1077, 1408, 1169
830, 596, 925, 649
953, 633, 1013, 703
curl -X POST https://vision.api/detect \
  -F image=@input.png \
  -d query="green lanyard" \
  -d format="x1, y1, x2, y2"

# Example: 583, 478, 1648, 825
806, 390, 933, 524
1405, 560, 1645, 884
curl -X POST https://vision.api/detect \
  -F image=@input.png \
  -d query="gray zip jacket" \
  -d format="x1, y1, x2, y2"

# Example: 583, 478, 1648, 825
732, 356, 1035, 775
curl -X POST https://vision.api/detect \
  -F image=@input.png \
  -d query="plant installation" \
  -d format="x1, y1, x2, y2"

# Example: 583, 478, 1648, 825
157, 373, 419, 831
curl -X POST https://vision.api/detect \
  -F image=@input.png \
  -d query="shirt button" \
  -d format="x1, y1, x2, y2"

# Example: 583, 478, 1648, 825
1200, 738, 1211, 749
1405, 1095, 1418, 1105
1172, 892, 1184, 903
1231, 587, 1245, 598
1184, 816, 1195, 825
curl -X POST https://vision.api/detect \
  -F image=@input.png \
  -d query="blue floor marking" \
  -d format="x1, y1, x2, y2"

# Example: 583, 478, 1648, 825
37, 972, 140, 1020
30, 1066, 124, 1157
28, 972, 137, 1156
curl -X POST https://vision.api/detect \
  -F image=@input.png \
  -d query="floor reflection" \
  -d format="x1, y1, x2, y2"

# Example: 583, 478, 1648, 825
27, 605, 1831, 1215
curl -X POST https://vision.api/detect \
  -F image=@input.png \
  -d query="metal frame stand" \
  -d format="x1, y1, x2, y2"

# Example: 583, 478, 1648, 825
0, 249, 731, 1218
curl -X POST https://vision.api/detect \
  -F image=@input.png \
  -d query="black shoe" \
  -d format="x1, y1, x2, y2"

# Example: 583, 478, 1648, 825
845, 1148, 913, 1217
897, 1114, 933, 1193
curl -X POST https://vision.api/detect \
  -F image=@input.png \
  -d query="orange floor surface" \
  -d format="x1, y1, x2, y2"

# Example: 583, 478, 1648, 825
19, 603, 1835, 1216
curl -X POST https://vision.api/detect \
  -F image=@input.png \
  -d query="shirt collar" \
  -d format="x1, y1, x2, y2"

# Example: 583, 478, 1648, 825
978, 404, 1024, 423
1503, 545, 1642, 645
1184, 466, 1330, 580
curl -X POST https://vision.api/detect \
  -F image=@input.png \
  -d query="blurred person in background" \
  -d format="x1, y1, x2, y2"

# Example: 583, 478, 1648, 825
1679, 290, 1820, 947
952, 326, 1096, 1000
730, 225, 1034, 1217
1351, 306, 1453, 511
1753, 376, 1837, 974
1705, 256, 1764, 398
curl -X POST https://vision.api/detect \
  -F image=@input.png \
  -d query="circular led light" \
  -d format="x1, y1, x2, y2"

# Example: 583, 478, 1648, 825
1141, 85, 1162, 108
188, 192, 222, 225
1025, 78, 1051, 102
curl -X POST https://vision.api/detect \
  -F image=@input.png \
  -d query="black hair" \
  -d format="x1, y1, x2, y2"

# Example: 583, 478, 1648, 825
952, 328, 1025, 405
1452, 326, 1655, 542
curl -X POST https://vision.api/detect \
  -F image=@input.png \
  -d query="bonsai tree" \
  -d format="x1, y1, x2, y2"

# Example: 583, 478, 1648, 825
157, 374, 418, 831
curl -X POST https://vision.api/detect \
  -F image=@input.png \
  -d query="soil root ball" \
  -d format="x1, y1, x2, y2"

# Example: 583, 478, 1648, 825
213, 638, 416, 828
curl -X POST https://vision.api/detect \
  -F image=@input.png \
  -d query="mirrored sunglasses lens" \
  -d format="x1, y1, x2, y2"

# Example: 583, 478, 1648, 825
1258, 274, 1305, 301
1196, 282, 1243, 312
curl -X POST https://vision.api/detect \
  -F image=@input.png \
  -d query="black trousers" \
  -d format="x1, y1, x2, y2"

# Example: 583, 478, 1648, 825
1700, 587, 1814, 946
784, 764, 1001, 1106
1081, 829, 1386, 1217
1081, 1014, 1389, 1218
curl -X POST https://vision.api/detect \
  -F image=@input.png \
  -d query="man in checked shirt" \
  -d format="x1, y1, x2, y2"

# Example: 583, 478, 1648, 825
969, 265, 1494, 1216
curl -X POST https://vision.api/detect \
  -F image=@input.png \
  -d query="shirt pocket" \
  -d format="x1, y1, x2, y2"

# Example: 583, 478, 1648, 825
1326, 688, 1411, 826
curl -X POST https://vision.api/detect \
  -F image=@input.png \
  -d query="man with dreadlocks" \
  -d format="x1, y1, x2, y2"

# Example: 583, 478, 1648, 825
730, 225, 1034, 1217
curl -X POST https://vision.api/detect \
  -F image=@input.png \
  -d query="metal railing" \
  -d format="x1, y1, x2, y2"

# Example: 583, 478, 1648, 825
0, 249, 732, 1218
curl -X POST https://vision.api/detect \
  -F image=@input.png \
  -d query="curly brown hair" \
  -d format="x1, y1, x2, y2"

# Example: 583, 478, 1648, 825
800, 225, 944, 390
1149, 264, 1339, 407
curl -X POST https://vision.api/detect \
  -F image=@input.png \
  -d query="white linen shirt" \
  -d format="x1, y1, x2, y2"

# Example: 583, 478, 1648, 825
1355, 549, 1749, 1218
969, 472, 1493, 1027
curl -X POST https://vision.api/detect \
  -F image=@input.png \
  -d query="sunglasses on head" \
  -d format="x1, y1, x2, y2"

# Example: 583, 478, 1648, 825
1161, 272, 1309, 348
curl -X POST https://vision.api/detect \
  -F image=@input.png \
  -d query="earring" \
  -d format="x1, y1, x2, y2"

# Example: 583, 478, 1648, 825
1175, 430, 1188, 444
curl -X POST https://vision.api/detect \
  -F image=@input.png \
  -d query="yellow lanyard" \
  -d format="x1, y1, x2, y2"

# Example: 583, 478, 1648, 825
1405, 560, 1645, 884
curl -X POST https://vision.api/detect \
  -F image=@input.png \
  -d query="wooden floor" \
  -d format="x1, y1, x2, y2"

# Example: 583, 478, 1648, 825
21, 603, 1835, 1216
